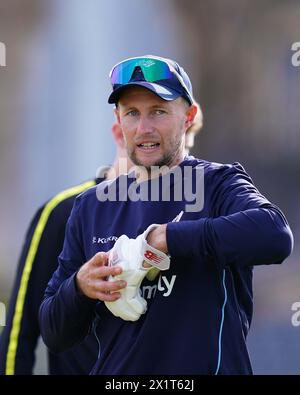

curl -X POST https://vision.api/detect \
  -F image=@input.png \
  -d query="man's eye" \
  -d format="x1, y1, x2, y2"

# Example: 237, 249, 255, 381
154, 109, 166, 115
126, 110, 138, 116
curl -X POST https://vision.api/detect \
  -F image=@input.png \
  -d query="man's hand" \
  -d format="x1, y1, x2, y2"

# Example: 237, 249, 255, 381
76, 252, 127, 302
104, 226, 170, 321
146, 224, 168, 254
144, 224, 168, 278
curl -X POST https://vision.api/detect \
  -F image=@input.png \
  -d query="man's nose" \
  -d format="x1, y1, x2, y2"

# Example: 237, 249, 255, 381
136, 115, 154, 135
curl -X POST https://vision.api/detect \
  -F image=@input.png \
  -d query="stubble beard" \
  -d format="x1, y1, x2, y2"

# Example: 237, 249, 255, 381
129, 137, 184, 176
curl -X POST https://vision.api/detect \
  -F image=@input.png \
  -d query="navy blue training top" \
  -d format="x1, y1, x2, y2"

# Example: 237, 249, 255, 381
39, 156, 293, 375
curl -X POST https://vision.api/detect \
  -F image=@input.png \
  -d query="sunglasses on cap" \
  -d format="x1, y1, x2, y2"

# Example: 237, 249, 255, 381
109, 56, 193, 104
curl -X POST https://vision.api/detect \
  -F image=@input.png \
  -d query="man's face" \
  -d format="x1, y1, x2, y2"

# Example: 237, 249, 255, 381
115, 86, 191, 169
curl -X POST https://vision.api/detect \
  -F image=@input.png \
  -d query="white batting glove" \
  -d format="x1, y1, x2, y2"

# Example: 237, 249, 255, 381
104, 225, 170, 321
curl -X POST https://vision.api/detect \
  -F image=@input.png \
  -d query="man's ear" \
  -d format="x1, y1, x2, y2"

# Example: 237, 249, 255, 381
114, 107, 121, 124
185, 104, 198, 130
111, 122, 125, 149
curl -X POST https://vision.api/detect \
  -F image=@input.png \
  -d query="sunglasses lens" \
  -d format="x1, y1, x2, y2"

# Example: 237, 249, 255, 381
110, 58, 173, 85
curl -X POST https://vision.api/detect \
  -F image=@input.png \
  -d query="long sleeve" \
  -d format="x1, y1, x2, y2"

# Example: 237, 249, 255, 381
39, 196, 97, 354
166, 163, 293, 269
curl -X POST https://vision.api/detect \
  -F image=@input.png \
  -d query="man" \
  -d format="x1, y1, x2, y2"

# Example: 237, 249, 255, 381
0, 114, 201, 375
39, 55, 293, 374
0, 123, 134, 375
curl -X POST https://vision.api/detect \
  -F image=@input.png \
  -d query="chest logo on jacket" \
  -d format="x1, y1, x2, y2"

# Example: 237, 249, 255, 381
92, 236, 118, 244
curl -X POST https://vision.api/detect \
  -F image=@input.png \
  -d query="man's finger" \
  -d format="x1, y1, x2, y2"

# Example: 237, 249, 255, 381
93, 265, 123, 279
96, 291, 121, 302
93, 281, 127, 293
91, 252, 109, 267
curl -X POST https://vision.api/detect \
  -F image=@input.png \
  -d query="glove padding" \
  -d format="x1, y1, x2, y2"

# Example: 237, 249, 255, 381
104, 224, 170, 321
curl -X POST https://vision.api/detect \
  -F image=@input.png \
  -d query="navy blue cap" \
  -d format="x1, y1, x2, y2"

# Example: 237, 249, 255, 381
108, 55, 194, 105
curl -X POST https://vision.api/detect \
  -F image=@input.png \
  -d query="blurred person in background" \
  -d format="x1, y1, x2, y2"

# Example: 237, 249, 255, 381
0, 122, 132, 375
0, 108, 202, 375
